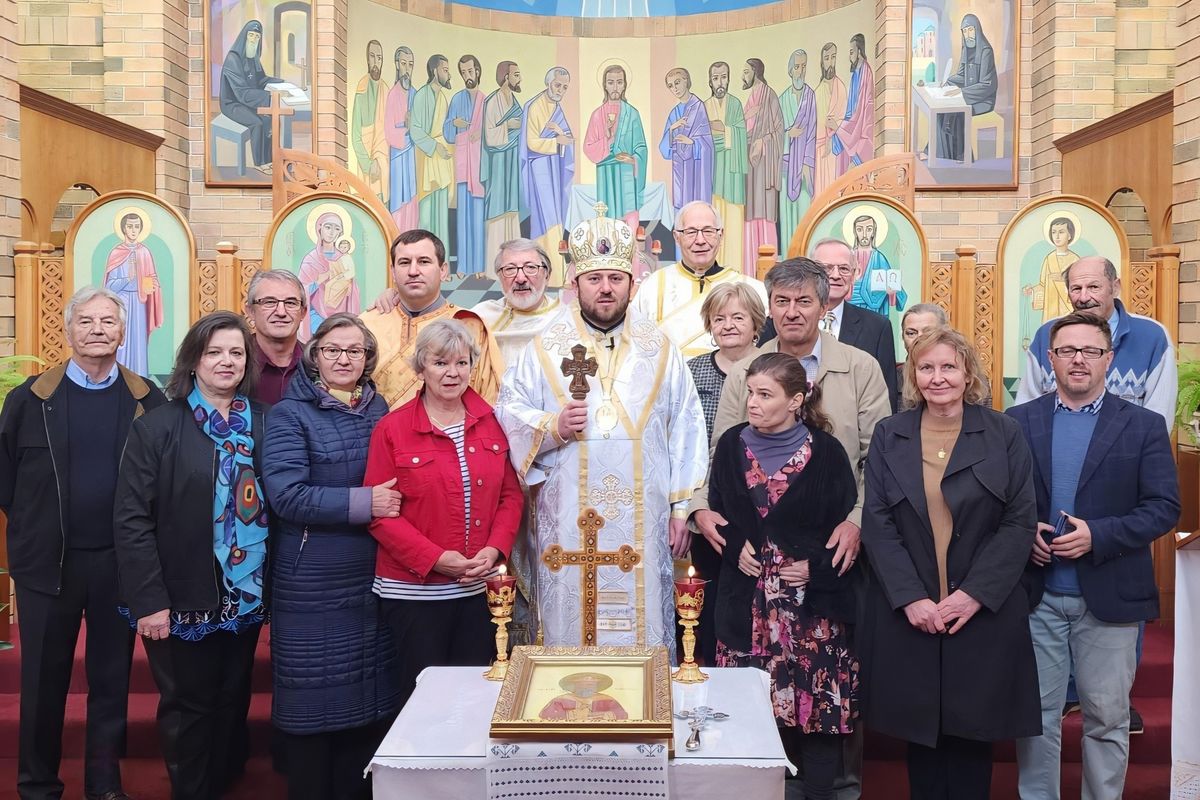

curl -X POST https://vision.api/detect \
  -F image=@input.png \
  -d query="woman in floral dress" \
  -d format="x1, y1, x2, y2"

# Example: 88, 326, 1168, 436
707, 352, 860, 800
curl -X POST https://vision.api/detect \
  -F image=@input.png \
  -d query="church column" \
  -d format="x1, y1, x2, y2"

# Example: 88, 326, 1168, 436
315, 0, 348, 163
0, 0, 18, 353
1175, 0, 1200, 349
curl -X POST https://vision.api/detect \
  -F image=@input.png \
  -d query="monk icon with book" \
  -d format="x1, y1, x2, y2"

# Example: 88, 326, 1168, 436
538, 672, 629, 721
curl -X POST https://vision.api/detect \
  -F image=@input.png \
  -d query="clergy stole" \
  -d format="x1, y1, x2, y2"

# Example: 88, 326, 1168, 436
473, 296, 562, 370
360, 303, 503, 408
496, 307, 708, 653
631, 264, 768, 360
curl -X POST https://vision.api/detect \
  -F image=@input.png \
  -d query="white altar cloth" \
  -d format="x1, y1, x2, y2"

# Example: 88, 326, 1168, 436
369, 666, 793, 799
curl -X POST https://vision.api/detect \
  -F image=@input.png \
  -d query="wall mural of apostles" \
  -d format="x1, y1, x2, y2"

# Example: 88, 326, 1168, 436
345, 0, 877, 281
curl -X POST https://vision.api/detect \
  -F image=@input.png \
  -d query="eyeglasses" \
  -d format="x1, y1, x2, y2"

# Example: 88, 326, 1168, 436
1050, 346, 1109, 360
318, 346, 367, 361
675, 227, 723, 241
820, 263, 854, 277
497, 263, 548, 278
252, 297, 304, 311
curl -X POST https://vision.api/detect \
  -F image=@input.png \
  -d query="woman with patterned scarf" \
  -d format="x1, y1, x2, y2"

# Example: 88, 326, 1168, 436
114, 311, 269, 800
263, 312, 401, 800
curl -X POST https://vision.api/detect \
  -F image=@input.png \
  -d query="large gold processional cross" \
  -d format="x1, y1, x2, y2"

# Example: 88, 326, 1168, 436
542, 507, 641, 646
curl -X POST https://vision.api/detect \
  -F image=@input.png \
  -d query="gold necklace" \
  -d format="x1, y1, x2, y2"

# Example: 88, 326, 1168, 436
425, 400, 465, 428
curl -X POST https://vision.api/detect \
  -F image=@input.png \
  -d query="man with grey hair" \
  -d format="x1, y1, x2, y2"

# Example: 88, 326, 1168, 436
687, 259, 888, 799
810, 236, 898, 411
474, 238, 561, 366
245, 269, 307, 405
1, 286, 166, 800
522, 66, 574, 280
631, 199, 767, 358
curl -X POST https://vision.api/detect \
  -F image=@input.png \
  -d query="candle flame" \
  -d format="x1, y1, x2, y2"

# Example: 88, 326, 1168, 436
687, 565, 695, 579
499, 563, 507, 576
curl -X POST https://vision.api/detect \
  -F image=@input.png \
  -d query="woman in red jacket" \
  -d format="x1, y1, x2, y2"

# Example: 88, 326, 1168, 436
364, 318, 523, 709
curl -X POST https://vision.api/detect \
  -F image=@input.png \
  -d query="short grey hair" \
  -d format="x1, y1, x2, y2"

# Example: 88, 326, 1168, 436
901, 303, 948, 329
494, 238, 551, 273
545, 66, 570, 86
246, 269, 306, 307
65, 286, 126, 328
808, 237, 852, 261
408, 318, 480, 373
764, 257, 830, 307
302, 312, 379, 384
675, 200, 723, 230
1062, 256, 1119, 285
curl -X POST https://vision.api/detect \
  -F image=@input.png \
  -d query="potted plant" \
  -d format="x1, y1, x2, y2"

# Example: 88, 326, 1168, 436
0, 349, 44, 650
1178, 357, 1200, 445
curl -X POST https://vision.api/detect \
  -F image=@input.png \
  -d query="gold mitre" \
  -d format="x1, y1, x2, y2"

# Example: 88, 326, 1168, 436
569, 202, 635, 276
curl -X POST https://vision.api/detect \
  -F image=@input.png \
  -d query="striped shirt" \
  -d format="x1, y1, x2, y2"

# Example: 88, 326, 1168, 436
373, 420, 486, 601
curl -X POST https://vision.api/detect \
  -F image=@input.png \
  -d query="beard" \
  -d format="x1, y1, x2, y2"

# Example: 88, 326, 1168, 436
438, 75, 451, 89
245, 41, 259, 59
369, 65, 382, 81
607, 90, 623, 101
398, 73, 411, 89
742, 76, 753, 90
711, 84, 726, 99
965, 35, 977, 47
510, 81, 522, 93
822, 65, 835, 80
464, 77, 478, 89
506, 284, 544, 312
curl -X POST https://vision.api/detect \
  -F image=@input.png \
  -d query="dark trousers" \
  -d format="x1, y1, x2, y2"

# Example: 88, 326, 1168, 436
280, 719, 393, 800
15, 547, 133, 800
690, 535, 722, 666
381, 594, 493, 710
144, 624, 262, 800
781, 728, 843, 800
906, 735, 993, 800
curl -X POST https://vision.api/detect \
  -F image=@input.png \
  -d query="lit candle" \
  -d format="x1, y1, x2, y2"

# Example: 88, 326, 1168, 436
674, 564, 706, 595
486, 562, 517, 592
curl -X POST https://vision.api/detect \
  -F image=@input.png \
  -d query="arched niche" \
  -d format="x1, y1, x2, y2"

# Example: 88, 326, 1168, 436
1105, 187, 1152, 264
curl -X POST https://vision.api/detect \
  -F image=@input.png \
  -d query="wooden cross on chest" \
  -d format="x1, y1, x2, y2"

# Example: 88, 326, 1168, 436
542, 507, 641, 645
560, 343, 598, 400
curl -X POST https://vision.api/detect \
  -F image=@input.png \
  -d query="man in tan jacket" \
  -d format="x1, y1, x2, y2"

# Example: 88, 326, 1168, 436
687, 256, 890, 800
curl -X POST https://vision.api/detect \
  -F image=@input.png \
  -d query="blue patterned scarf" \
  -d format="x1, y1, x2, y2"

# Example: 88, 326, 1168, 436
188, 387, 268, 616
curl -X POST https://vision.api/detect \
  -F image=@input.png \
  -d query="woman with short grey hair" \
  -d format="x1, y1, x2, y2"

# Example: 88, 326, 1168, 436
365, 318, 522, 711
263, 311, 399, 799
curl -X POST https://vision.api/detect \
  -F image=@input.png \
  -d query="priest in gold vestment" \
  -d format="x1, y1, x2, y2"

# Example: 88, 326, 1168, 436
632, 201, 767, 359
496, 206, 707, 655
361, 229, 502, 408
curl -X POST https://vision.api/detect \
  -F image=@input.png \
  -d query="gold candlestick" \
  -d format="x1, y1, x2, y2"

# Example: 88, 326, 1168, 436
672, 566, 709, 684
484, 566, 518, 681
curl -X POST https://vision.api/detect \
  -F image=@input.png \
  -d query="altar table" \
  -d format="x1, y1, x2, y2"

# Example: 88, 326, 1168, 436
369, 666, 793, 799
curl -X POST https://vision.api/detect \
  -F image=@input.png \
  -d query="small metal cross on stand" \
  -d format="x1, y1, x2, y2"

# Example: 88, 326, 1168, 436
560, 343, 597, 400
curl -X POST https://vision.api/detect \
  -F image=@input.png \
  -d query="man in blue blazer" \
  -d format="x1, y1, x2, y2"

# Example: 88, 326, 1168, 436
1007, 311, 1179, 800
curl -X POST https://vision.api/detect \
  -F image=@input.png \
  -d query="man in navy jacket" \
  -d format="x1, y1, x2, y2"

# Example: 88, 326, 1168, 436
1007, 312, 1179, 800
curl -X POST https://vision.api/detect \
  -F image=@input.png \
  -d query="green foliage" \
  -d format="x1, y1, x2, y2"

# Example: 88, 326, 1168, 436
0, 353, 44, 400
1178, 358, 1200, 437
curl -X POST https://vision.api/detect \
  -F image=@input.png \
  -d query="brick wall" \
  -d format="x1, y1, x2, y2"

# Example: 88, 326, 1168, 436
1115, 0, 1175, 112
0, 0, 17, 352
1175, 0, 1200, 348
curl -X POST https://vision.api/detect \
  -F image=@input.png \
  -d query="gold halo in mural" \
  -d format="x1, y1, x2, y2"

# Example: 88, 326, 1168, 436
305, 202, 353, 246
595, 57, 633, 90
1042, 209, 1082, 245
841, 204, 889, 248
113, 206, 153, 242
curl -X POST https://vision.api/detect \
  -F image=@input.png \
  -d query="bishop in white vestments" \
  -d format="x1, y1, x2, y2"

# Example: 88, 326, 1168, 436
497, 206, 707, 656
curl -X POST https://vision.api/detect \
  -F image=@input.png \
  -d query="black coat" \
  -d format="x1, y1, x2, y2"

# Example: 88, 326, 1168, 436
0, 365, 166, 595
859, 403, 1041, 747
708, 423, 859, 653
114, 398, 269, 620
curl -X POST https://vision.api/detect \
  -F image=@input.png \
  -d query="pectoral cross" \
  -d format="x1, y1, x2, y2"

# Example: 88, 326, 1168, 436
257, 91, 295, 167
542, 507, 641, 646
560, 343, 598, 401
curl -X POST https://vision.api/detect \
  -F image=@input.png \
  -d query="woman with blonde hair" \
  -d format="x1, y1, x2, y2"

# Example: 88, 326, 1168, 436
861, 327, 1039, 799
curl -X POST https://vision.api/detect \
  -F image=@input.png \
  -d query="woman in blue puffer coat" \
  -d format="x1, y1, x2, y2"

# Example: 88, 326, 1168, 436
263, 312, 402, 800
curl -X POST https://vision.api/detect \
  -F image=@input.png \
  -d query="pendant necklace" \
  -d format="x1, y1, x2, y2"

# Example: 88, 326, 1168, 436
591, 329, 627, 434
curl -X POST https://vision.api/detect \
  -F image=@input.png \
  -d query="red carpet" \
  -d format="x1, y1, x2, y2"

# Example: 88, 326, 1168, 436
0, 622, 1173, 798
